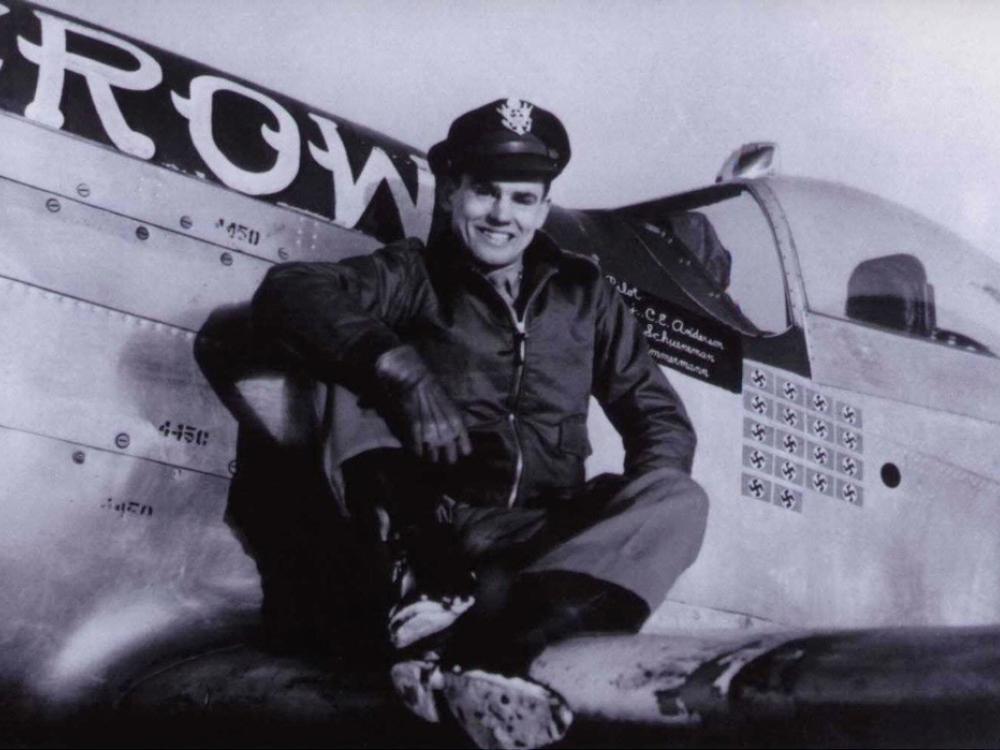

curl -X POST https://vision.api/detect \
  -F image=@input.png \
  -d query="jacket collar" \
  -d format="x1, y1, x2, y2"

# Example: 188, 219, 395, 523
427, 228, 562, 290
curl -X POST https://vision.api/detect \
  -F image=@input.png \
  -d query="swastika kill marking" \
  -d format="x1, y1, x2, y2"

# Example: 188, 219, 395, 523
743, 391, 773, 419
773, 485, 803, 513
774, 428, 804, 457
837, 478, 864, 507
775, 459, 804, 486
838, 427, 863, 453
744, 364, 773, 393
836, 401, 863, 428
780, 406, 802, 429
807, 390, 830, 413
743, 445, 773, 474
838, 452, 863, 480
742, 472, 772, 502
808, 468, 834, 496
743, 418, 774, 446
809, 441, 830, 466
809, 417, 833, 442
779, 378, 803, 404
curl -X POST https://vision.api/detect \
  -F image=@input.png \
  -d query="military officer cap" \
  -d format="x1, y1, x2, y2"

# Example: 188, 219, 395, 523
428, 98, 571, 181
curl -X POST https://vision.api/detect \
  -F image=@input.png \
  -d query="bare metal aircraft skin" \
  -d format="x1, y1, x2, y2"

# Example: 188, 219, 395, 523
2, 1, 1000, 745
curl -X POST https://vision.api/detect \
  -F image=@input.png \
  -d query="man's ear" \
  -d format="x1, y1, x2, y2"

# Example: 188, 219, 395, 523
436, 176, 459, 213
537, 195, 552, 225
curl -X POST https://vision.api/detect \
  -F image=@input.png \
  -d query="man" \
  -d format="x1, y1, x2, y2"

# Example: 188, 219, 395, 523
250, 98, 708, 749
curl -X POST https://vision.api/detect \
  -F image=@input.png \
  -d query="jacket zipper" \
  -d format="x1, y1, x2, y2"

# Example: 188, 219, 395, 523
505, 313, 527, 508
475, 267, 554, 508
506, 413, 523, 509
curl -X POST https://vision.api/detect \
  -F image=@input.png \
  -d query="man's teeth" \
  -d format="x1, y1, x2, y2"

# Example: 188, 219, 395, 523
479, 228, 512, 244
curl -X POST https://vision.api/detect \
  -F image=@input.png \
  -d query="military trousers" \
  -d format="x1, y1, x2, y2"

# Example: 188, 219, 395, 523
343, 450, 709, 614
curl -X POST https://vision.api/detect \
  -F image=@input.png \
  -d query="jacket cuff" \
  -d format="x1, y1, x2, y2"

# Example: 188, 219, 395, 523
340, 329, 404, 383
625, 455, 693, 478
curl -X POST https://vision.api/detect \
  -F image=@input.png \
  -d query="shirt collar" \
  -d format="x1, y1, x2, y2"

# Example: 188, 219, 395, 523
427, 229, 562, 307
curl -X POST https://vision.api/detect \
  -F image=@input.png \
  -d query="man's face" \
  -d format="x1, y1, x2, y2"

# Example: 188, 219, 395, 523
442, 174, 551, 269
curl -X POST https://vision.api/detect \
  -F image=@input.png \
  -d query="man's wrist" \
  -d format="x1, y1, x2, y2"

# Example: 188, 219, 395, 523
374, 344, 430, 392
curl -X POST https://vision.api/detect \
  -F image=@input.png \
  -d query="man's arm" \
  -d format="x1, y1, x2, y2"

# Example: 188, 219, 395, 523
591, 279, 697, 475
251, 239, 429, 388
251, 240, 469, 463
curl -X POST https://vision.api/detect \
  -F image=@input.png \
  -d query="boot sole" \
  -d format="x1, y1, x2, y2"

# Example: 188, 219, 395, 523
442, 669, 573, 749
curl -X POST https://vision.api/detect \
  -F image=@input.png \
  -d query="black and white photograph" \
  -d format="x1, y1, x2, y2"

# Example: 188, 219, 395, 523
3, 1, 1000, 747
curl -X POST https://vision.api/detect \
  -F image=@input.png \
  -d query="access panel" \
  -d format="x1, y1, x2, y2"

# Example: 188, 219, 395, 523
0, 426, 259, 696
0, 277, 238, 475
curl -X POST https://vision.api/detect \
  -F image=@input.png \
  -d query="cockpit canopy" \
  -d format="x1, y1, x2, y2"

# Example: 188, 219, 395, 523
773, 177, 998, 356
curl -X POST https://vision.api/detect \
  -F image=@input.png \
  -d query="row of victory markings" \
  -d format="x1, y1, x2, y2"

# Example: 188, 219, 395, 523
739, 470, 864, 511
741, 472, 805, 512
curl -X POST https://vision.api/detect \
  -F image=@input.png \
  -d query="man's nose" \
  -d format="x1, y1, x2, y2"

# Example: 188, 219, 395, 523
487, 196, 513, 223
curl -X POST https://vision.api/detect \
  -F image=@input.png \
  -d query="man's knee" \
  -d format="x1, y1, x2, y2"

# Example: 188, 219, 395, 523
638, 468, 710, 529
676, 477, 710, 530
630, 470, 710, 575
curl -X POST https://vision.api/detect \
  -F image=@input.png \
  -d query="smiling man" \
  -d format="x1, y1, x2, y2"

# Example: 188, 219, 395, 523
251, 99, 708, 749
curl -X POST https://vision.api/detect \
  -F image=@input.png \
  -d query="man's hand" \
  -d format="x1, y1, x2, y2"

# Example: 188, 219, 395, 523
375, 345, 472, 464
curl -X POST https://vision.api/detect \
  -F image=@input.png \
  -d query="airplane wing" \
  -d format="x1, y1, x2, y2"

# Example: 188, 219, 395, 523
77, 626, 1000, 747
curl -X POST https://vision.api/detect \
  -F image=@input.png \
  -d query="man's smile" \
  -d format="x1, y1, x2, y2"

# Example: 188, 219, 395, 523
476, 226, 516, 245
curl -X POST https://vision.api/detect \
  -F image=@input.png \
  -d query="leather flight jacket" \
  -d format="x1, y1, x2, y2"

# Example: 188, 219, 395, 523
251, 230, 696, 509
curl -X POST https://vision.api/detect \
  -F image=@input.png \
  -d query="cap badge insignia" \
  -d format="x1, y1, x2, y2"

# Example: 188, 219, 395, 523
497, 98, 534, 135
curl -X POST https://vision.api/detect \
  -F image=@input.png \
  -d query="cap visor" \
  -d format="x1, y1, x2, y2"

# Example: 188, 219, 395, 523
462, 153, 559, 181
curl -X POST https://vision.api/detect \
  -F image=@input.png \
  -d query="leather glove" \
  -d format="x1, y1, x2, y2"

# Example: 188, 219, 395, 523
375, 344, 472, 464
